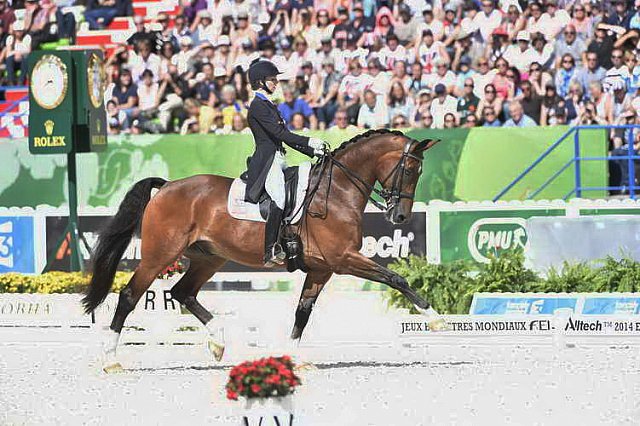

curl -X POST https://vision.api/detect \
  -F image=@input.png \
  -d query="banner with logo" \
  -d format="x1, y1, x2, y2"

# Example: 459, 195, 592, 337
0, 215, 36, 273
470, 293, 580, 315
0, 126, 607, 209
428, 201, 567, 263
43, 208, 427, 272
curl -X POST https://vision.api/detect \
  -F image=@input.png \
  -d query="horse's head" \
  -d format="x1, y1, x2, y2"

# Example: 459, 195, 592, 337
377, 137, 439, 225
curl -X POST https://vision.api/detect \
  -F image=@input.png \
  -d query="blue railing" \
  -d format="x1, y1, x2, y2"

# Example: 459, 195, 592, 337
494, 125, 640, 201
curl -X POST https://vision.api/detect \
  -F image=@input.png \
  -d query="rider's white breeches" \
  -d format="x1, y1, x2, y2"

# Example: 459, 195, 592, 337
265, 151, 287, 210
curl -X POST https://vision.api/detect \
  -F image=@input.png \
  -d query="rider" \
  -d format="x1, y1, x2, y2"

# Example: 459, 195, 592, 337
245, 59, 329, 266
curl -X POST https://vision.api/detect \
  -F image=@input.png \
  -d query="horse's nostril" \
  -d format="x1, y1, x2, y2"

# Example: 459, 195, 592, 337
397, 214, 406, 223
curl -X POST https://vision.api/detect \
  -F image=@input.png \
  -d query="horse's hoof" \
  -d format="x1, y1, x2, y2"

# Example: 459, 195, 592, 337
207, 340, 225, 362
103, 362, 124, 374
417, 307, 449, 332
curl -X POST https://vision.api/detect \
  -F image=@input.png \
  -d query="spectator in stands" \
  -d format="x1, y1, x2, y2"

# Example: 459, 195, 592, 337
429, 58, 456, 95
387, 81, 414, 125
156, 13, 178, 50
228, 112, 250, 134
610, 110, 640, 191
587, 25, 615, 69
129, 39, 162, 83
112, 69, 138, 120
180, 97, 215, 134
315, 58, 341, 130
85, 0, 119, 30
157, 64, 187, 132
3, 21, 30, 85
107, 99, 128, 133
554, 25, 586, 68
219, 84, 247, 127
570, 3, 594, 41
407, 61, 429, 97
430, 83, 457, 128
482, 106, 502, 127
517, 80, 542, 124
329, 108, 357, 131
477, 83, 503, 123
357, 89, 387, 128
457, 78, 479, 125
0, 0, 16, 35
443, 112, 457, 129
338, 59, 370, 124
473, 0, 502, 43
504, 101, 537, 127
540, 84, 566, 126
278, 84, 317, 130
127, 15, 155, 50
366, 57, 390, 100
289, 112, 309, 132
589, 81, 614, 124
24, 0, 58, 50
464, 113, 478, 128
555, 54, 577, 98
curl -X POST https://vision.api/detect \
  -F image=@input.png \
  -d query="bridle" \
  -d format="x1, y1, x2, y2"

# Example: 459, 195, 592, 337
324, 139, 423, 213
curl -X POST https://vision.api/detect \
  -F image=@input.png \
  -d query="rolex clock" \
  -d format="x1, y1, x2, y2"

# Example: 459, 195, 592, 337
29, 50, 74, 154
88, 52, 105, 109
31, 54, 68, 110
72, 49, 107, 152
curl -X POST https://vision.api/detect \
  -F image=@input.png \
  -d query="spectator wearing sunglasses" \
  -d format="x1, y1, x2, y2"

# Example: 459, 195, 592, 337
457, 78, 479, 125
482, 106, 502, 127
554, 25, 586, 68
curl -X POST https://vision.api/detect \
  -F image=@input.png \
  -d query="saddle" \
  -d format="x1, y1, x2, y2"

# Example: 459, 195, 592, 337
228, 162, 312, 223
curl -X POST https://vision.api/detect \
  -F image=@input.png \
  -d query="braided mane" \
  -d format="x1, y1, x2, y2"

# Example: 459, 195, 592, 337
331, 128, 418, 155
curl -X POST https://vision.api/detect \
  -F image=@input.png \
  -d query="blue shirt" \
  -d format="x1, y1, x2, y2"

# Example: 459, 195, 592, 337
277, 99, 314, 124
504, 114, 537, 127
483, 119, 502, 127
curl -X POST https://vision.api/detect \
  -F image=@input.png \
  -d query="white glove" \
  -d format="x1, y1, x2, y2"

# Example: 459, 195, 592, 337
309, 138, 329, 156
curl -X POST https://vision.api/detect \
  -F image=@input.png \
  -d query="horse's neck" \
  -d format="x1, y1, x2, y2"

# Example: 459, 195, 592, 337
331, 136, 393, 210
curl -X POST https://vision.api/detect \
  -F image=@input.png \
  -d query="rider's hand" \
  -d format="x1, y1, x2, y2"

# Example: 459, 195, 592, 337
309, 138, 329, 156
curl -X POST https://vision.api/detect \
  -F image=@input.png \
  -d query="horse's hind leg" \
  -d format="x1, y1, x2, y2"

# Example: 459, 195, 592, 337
170, 255, 227, 361
291, 270, 332, 341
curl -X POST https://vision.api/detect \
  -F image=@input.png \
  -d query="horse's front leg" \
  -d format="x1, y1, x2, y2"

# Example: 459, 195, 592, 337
291, 270, 333, 341
333, 251, 443, 324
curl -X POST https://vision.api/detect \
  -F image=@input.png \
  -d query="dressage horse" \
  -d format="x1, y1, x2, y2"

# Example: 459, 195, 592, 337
83, 129, 440, 370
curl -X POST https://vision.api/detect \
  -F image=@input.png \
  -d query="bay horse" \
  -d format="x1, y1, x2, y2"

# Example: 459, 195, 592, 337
82, 129, 441, 372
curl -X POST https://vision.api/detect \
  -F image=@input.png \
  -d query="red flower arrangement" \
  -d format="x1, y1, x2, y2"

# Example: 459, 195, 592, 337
226, 355, 301, 400
158, 259, 185, 279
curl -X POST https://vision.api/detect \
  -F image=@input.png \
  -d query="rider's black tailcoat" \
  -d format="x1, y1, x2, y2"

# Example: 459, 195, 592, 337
244, 94, 314, 203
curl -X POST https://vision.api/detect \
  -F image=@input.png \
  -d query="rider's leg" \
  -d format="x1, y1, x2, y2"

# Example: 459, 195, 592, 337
264, 200, 285, 265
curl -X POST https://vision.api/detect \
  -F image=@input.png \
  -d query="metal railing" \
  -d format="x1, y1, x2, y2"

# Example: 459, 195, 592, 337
494, 125, 640, 201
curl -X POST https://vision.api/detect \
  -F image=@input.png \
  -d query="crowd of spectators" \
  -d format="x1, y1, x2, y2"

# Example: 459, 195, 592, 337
1, 0, 640, 139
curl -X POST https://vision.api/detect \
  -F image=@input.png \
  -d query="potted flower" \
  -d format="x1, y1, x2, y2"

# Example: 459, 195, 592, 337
226, 355, 300, 426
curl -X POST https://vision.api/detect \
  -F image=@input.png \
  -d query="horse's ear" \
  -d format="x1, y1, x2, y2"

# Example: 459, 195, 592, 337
414, 138, 440, 153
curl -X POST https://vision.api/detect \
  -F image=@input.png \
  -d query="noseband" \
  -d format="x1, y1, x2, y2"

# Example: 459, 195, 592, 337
327, 140, 422, 213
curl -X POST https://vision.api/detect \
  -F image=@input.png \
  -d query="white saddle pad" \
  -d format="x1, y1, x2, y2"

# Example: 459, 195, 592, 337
228, 162, 312, 224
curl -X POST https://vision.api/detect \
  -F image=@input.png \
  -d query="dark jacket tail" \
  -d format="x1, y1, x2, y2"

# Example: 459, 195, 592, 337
82, 177, 167, 313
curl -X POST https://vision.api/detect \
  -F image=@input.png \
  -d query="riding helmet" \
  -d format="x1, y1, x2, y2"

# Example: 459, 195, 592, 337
248, 59, 281, 88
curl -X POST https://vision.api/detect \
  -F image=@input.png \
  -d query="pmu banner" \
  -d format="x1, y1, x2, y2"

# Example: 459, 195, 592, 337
44, 210, 427, 272
0, 216, 36, 273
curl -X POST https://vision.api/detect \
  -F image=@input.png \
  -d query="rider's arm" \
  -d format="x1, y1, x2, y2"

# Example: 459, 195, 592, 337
254, 101, 315, 157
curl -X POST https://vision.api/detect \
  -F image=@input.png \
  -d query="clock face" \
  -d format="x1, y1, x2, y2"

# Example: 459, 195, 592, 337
88, 53, 105, 108
30, 55, 68, 110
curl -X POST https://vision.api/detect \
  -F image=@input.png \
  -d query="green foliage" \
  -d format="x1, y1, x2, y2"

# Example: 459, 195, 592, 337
0, 272, 133, 294
385, 252, 640, 314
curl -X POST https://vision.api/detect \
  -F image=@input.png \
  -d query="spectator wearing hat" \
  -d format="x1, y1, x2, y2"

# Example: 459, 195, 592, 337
430, 83, 457, 128
416, 5, 444, 42
329, 108, 358, 131
504, 101, 537, 127
4, 21, 30, 85
415, 29, 448, 74
393, 4, 418, 47
457, 78, 480, 125
278, 84, 318, 130
473, 0, 502, 43
441, 3, 459, 40
387, 81, 415, 124
314, 58, 342, 129
191, 10, 216, 45
574, 51, 607, 93
357, 89, 388, 128
449, 28, 484, 71
482, 106, 502, 127
373, 6, 394, 43
172, 36, 199, 75
554, 25, 586, 68
487, 26, 510, 65
516, 79, 542, 124
503, 31, 533, 74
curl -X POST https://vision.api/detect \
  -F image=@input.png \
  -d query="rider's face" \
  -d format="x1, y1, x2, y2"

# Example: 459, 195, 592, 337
265, 77, 278, 92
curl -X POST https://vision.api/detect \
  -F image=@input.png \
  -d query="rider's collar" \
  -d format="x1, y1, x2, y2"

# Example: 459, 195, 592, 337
254, 90, 273, 103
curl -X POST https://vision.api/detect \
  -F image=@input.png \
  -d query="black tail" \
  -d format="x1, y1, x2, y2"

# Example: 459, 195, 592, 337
82, 177, 167, 313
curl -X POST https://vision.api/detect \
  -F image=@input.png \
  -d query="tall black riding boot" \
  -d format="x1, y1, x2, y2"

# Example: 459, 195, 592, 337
264, 200, 286, 266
